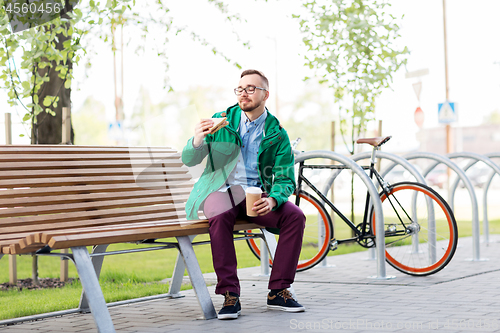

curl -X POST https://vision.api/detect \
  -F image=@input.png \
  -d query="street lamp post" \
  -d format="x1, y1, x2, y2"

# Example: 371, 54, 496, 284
443, 0, 452, 154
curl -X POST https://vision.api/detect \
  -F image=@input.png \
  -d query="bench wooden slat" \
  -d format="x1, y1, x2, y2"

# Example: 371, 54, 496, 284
46, 222, 211, 249
36, 219, 191, 245
0, 159, 184, 171
0, 153, 184, 162
0, 167, 189, 180
0, 181, 194, 199
8, 243, 46, 255
1, 237, 24, 247
0, 196, 189, 219
0, 188, 191, 208
0, 211, 186, 237
0, 203, 186, 229
0, 146, 176, 154
37, 212, 188, 242
1, 220, 256, 254
0, 173, 191, 188
0, 231, 41, 241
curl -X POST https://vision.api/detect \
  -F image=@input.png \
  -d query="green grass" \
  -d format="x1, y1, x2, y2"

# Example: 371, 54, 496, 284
455, 218, 500, 238
0, 280, 171, 320
0, 235, 260, 320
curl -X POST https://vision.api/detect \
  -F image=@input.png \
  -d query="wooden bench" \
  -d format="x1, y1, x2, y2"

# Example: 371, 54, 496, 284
0, 145, 263, 332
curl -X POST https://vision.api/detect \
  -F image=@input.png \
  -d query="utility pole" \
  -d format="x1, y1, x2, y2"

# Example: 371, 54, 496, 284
443, 0, 452, 154
112, 16, 125, 135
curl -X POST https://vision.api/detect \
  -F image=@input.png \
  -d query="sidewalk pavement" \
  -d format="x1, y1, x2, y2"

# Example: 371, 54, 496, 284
1, 235, 500, 333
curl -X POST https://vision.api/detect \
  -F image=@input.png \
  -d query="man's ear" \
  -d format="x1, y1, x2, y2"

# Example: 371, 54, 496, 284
264, 90, 270, 101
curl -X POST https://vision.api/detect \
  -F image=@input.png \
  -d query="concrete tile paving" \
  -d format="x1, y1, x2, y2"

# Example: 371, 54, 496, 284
1, 236, 500, 332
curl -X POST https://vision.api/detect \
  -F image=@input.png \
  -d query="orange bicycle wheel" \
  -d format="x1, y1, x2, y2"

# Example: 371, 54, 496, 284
371, 182, 458, 276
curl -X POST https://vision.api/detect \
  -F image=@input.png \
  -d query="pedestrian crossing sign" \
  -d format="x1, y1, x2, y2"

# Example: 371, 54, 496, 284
438, 101, 456, 124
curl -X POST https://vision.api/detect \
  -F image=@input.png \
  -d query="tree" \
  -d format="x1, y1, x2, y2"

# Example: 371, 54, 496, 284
297, 0, 408, 154
0, 0, 244, 143
297, 0, 408, 230
0, 0, 246, 283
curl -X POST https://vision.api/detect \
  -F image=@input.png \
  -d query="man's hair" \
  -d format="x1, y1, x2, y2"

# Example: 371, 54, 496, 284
241, 69, 269, 90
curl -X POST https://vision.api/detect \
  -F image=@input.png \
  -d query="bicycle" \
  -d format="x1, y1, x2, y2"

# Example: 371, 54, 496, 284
247, 136, 458, 276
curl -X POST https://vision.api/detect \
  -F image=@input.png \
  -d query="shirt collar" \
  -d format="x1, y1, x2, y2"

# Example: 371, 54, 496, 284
241, 110, 267, 127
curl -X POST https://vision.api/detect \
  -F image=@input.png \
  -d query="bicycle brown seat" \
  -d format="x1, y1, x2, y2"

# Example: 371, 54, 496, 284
356, 136, 392, 147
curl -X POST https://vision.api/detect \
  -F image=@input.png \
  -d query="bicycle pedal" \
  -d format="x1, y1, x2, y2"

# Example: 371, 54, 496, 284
330, 239, 338, 251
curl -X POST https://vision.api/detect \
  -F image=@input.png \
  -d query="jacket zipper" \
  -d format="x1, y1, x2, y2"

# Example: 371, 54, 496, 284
257, 129, 282, 190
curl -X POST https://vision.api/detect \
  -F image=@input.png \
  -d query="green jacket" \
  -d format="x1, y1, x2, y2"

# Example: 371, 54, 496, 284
181, 104, 296, 220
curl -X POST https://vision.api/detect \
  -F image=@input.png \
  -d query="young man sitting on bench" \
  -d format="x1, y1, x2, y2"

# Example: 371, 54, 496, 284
182, 69, 306, 320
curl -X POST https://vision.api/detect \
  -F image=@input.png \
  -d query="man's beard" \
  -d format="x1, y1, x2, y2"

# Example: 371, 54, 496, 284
239, 98, 262, 112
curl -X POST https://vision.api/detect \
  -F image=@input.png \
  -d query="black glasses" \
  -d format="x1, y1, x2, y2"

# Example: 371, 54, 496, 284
234, 86, 267, 96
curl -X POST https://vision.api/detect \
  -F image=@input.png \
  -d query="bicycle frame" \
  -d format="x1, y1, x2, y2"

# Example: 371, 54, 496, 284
295, 147, 406, 246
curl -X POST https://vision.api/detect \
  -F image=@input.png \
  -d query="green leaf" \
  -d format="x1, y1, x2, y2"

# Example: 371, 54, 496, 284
21, 81, 30, 91
43, 96, 53, 107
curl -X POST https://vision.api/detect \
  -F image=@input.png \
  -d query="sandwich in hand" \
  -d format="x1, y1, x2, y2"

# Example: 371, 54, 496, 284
208, 117, 228, 134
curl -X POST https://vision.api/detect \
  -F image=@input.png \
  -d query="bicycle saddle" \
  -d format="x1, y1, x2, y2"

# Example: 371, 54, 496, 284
356, 136, 392, 147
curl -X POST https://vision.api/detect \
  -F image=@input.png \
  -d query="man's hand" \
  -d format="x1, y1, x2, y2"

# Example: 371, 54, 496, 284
193, 119, 214, 148
252, 197, 277, 216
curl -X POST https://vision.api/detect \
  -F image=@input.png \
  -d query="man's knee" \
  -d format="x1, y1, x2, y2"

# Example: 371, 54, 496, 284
208, 210, 237, 229
281, 202, 306, 229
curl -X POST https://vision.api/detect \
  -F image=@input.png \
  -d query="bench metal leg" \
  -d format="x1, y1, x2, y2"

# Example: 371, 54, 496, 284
79, 244, 110, 312
260, 228, 276, 276
71, 246, 115, 333
175, 235, 217, 319
167, 235, 196, 298
0, 254, 3, 260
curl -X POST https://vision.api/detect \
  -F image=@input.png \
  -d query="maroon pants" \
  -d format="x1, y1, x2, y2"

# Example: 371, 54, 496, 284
203, 186, 305, 296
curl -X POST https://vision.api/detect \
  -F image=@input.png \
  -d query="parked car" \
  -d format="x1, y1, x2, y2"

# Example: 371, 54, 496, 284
426, 167, 448, 189
461, 165, 491, 188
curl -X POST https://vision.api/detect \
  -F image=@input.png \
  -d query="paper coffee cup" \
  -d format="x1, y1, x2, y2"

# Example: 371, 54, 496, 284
246, 187, 262, 217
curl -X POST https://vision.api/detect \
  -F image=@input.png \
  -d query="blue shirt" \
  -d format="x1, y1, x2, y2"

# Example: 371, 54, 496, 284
218, 110, 267, 192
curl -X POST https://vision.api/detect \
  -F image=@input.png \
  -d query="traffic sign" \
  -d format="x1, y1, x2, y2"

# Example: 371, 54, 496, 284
405, 68, 430, 79
438, 101, 456, 124
414, 107, 424, 128
108, 121, 124, 141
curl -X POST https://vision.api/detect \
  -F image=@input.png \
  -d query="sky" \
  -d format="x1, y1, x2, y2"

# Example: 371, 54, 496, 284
1, 0, 500, 150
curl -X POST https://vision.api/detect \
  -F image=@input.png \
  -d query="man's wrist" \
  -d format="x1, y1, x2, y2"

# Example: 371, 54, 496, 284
269, 197, 277, 209
192, 138, 203, 150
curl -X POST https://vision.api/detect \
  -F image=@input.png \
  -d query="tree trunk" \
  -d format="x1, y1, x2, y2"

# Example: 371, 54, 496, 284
30, 22, 74, 281
34, 26, 74, 144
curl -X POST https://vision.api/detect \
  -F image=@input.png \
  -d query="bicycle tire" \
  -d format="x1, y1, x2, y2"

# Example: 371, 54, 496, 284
370, 181, 458, 276
246, 190, 333, 272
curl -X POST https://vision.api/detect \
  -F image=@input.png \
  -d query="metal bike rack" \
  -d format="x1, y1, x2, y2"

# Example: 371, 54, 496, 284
295, 150, 389, 279
447, 152, 500, 246
483, 153, 500, 244
403, 152, 485, 261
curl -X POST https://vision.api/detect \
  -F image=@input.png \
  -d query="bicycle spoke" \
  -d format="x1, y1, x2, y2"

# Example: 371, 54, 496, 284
372, 182, 458, 276
385, 234, 412, 247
